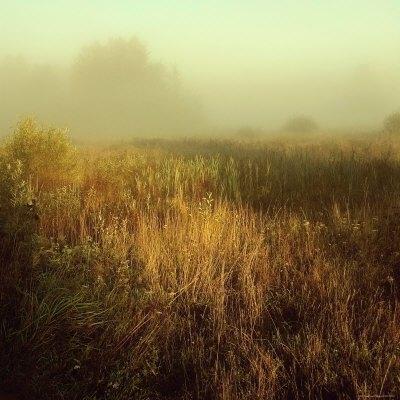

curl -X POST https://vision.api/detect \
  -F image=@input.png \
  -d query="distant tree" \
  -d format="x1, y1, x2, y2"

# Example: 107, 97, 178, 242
69, 37, 203, 136
0, 37, 205, 138
383, 112, 400, 135
282, 116, 318, 134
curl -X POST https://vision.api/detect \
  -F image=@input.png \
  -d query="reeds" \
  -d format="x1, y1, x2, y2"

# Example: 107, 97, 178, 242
0, 120, 399, 399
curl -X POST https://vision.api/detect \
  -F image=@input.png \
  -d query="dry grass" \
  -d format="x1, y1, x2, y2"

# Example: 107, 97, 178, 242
0, 119, 399, 399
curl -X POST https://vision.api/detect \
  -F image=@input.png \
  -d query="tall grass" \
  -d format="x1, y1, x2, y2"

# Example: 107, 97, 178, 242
0, 119, 399, 399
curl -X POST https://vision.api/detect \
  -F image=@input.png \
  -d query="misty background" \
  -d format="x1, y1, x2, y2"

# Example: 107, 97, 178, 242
1, 1, 400, 137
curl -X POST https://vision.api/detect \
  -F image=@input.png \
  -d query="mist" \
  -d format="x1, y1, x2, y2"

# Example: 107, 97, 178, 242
0, 38, 205, 138
1, 2, 400, 137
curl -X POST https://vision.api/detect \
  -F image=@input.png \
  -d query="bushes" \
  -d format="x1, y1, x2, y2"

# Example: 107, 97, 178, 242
282, 116, 319, 134
3, 118, 79, 189
0, 116, 77, 265
0, 119, 78, 396
0, 159, 35, 240
383, 111, 400, 135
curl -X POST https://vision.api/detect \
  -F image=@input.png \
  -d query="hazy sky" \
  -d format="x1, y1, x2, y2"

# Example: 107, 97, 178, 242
2, 1, 400, 130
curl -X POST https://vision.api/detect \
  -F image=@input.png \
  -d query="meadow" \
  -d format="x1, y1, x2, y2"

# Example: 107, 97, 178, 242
0, 119, 399, 399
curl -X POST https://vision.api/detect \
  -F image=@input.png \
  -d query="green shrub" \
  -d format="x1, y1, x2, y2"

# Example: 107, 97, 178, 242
4, 118, 79, 189
0, 158, 33, 238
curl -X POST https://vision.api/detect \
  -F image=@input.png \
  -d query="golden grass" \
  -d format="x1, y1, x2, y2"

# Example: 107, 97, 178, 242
0, 120, 399, 399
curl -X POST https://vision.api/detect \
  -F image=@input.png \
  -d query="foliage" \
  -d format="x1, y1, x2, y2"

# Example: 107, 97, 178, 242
383, 111, 400, 135
0, 38, 205, 137
282, 115, 319, 134
3, 118, 78, 188
0, 120, 399, 399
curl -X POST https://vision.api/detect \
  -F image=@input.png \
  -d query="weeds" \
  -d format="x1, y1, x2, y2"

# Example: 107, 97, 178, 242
0, 120, 399, 399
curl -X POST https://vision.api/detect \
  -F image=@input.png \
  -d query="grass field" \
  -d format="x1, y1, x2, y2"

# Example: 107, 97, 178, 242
0, 119, 399, 399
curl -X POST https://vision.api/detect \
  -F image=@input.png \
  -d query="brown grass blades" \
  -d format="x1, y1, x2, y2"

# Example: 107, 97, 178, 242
0, 119, 399, 399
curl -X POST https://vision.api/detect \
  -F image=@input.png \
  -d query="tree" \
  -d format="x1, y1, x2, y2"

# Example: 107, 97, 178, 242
0, 37, 205, 138
383, 112, 400, 135
69, 37, 204, 136
282, 116, 318, 134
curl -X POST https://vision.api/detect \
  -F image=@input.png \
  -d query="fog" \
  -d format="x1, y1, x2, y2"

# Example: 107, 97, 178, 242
0, 38, 204, 138
1, 2, 400, 137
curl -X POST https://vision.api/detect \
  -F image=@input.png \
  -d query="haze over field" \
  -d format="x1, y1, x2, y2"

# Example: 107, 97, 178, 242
3, 3, 400, 399
1, 1, 400, 136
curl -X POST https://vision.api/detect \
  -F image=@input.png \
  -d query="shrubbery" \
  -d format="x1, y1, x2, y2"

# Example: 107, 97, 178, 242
383, 111, 400, 135
3, 118, 78, 189
282, 115, 319, 134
